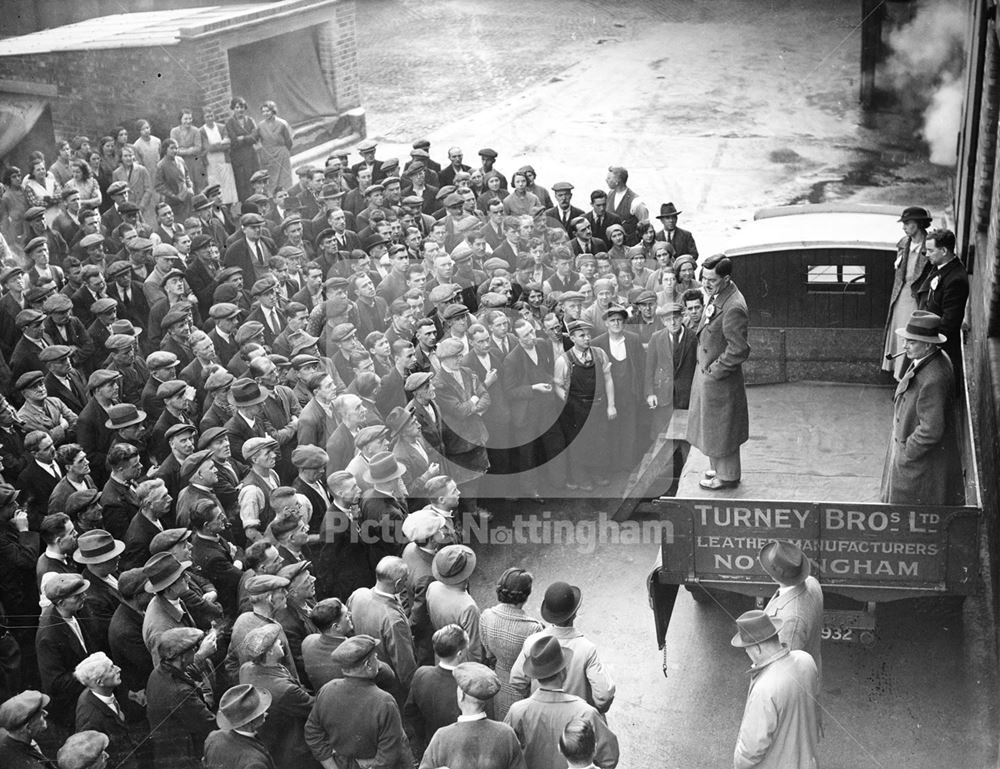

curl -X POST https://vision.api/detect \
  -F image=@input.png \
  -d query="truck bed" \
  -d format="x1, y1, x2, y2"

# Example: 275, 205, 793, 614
675, 381, 893, 503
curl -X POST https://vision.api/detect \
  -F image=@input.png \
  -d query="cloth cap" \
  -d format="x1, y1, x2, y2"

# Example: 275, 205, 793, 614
165, 423, 198, 442
401, 508, 446, 542
235, 321, 266, 344
404, 371, 433, 392
39, 344, 74, 363
57, 730, 109, 769
43, 293, 74, 312
15, 309, 45, 328
146, 351, 179, 370
205, 370, 235, 392
210, 302, 241, 320
478, 148, 498, 159
157, 627, 203, 660
160, 308, 189, 331
197, 426, 229, 449
15, 371, 45, 391
0, 690, 49, 730
453, 661, 501, 699
242, 436, 279, 461
43, 573, 90, 602
156, 378, 187, 399
107, 180, 130, 196
442, 303, 469, 320
291, 444, 328, 470
66, 490, 100, 516
149, 527, 192, 555
354, 424, 390, 449
241, 624, 283, 659
90, 298, 118, 316
432, 544, 477, 584
634, 289, 657, 305
180, 449, 215, 483
251, 277, 278, 296
436, 338, 464, 359
244, 574, 290, 596
330, 634, 379, 666
105, 333, 136, 351
428, 284, 460, 303
241, 212, 266, 226
87, 369, 122, 392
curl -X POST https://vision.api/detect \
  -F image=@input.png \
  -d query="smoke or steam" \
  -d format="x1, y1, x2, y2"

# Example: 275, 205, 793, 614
884, 0, 967, 166
922, 73, 964, 164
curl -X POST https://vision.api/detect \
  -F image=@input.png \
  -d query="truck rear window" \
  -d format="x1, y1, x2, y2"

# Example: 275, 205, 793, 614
807, 264, 867, 292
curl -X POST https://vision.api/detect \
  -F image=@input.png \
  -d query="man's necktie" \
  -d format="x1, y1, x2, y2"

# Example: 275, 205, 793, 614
255, 242, 265, 266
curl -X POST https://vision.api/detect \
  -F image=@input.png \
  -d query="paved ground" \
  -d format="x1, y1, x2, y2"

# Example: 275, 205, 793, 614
348, 1, 995, 767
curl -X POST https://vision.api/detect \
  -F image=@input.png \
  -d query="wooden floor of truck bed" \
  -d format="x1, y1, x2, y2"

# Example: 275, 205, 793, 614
674, 382, 894, 503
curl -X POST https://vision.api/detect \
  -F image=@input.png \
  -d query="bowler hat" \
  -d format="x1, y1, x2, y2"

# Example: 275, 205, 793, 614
656, 202, 683, 218
216, 684, 272, 729
73, 529, 125, 565
540, 581, 582, 623
363, 451, 405, 484
895, 310, 947, 344
758, 541, 810, 585
144, 552, 191, 593
432, 544, 477, 585
522, 634, 572, 680
731, 610, 783, 648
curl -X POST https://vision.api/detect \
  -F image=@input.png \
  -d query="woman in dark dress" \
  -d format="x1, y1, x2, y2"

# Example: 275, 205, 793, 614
593, 305, 646, 469
225, 96, 260, 202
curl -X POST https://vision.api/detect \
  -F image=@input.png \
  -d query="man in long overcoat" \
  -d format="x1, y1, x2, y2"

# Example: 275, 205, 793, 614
880, 310, 963, 506
686, 255, 749, 489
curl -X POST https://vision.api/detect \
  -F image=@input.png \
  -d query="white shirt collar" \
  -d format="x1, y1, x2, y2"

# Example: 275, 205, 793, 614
457, 712, 487, 722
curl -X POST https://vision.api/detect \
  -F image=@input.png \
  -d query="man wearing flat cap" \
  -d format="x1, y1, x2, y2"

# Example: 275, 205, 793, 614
304, 633, 413, 769
225, 212, 277, 290
504, 635, 619, 769
43, 293, 95, 370
880, 309, 963, 506
56, 730, 109, 769
36, 573, 96, 726
226, 574, 300, 684
0, 689, 56, 769
731, 609, 819, 769
420, 661, 525, 769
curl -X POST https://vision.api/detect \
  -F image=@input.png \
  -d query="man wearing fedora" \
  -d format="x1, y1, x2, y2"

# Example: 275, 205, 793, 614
74, 529, 126, 652
686, 254, 750, 490
654, 202, 698, 257
419, 661, 526, 769
509, 581, 615, 715
880, 310, 963, 506
358, 451, 410, 566
504, 635, 619, 769
305, 634, 413, 769
731, 610, 819, 769
759, 541, 823, 685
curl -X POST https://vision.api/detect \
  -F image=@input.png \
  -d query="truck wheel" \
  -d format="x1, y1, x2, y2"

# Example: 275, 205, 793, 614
859, 630, 876, 648
685, 584, 714, 605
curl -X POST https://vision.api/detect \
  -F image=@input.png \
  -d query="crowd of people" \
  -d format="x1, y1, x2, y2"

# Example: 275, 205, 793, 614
0, 101, 726, 769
